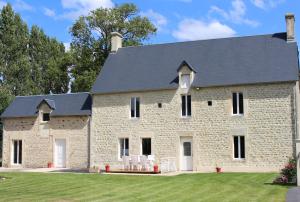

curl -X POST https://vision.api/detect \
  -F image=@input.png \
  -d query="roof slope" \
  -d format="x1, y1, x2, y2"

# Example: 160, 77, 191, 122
1, 93, 91, 118
92, 33, 299, 94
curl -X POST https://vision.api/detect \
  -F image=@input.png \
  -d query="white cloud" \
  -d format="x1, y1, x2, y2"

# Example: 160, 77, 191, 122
141, 9, 168, 31
13, 0, 34, 11
0, 1, 6, 9
210, 0, 259, 27
60, 0, 114, 20
43, 7, 56, 17
64, 42, 71, 52
172, 18, 236, 41
251, 0, 285, 9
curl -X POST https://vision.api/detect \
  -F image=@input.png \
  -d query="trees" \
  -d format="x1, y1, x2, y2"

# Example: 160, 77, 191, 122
70, 3, 156, 92
29, 26, 71, 94
0, 4, 71, 157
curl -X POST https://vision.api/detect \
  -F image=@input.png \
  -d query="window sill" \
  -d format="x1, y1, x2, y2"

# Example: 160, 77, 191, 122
231, 114, 244, 117
130, 118, 140, 121
40, 121, 49, 124
233, 158, 246, 162
181, 116, 192, 119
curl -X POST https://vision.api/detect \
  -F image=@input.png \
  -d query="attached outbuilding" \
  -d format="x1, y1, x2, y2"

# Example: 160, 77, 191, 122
1, 93, 91, 169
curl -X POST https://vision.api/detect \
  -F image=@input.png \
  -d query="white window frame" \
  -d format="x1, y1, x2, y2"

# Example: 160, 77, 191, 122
181, 74, 190, 89
118, 138, 129, 160
181, 94, 191, 118
232, 92, 244, 116
11, 140, 22, 165
130, 97, 140, 118
233, 136, 245, 160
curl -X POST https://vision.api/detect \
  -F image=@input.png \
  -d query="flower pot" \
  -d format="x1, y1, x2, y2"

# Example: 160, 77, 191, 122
216, 167, 221, 173
105, 165, 110, 173
47, 162, 53, 168
154, 165, 159, 173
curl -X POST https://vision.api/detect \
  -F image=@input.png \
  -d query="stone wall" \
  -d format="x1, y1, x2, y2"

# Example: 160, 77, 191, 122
2, 104, 90, 168
90, 82, 296, 172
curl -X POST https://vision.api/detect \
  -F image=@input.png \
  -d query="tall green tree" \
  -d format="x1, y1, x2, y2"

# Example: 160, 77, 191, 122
0, 4, 32, 96
29, 26, 71, 94
70, 3, 157, 92
0, 4, 71, 158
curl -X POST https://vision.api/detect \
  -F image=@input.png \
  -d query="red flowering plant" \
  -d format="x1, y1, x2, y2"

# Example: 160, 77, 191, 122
273, 158, 296, 184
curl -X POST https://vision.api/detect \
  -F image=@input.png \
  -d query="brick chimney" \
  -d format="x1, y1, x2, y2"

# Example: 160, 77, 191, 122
111, 32, 123, 52
285, 13, 295, 42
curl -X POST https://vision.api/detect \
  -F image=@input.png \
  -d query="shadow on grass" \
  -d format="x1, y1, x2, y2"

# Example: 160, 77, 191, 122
264, 182, 296, 187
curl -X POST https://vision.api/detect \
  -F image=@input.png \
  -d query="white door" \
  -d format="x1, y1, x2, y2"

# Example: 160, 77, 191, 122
54, 139, 66, 168
180, 137, 193, 171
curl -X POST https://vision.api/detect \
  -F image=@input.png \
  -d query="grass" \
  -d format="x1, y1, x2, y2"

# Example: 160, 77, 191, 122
0, 172, 293, 202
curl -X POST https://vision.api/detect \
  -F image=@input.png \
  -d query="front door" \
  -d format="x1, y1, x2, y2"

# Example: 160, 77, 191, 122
54, 139, 66, 168
180, 137, 193, 171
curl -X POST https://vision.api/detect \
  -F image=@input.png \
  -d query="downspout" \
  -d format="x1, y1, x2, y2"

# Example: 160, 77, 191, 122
295, 80, 300, 186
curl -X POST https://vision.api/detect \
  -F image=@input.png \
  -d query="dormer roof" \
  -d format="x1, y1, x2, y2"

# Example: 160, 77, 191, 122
177, 60, 197, 73
37, 99, 56, 110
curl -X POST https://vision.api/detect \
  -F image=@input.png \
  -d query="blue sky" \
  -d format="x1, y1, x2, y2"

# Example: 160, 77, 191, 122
0, 0, 299, 49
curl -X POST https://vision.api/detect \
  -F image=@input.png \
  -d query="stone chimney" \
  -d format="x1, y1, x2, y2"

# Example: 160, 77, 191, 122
285, 13, 295, 42
111, 32, 123, 52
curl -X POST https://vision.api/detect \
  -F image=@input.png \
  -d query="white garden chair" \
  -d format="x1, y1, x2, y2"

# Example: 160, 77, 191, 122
122, 156, 130, 171
131, 155, 139, 171
147, 155, 155, 171
140, 155, 149, 171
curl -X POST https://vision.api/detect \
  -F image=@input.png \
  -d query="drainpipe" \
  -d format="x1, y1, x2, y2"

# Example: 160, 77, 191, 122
294, 81, 300, 186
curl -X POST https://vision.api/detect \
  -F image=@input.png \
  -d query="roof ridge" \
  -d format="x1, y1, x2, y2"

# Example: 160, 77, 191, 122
16, 92, 90, 98
118, 32, 286, 50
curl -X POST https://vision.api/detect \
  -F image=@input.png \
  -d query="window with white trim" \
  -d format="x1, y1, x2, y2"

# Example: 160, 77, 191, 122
181, 95, 191, 117
119, 138, 129, 159
233, 136, 245, 159
42, 113, 50, 122
181, 74, 190, 89
12, 140, 22, 164
232, 92, 244, 115
130, 97, 140, 118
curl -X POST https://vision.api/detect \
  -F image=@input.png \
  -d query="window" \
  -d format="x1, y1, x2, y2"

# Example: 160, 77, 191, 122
142, 138, 151, 156
181, 74, 190, 89
183, 142, 192, 156
13, 140, 22, 164
42, 113, 50, 122
233, 136, 245, 159
158, 103, 162, 108
130, 97, 140, 118
232, 92, 244, 115
119, 138, 129, 159
181, 95, 191, 117
208, 101, 212, 106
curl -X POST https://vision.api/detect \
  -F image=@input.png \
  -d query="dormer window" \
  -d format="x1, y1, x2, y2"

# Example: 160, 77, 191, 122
181, 74, 190, 89
42, 113, 50, 122
177, 61, 196, 90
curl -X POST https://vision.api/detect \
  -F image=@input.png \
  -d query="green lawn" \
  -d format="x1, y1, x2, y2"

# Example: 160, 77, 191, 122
0, 172, 292, 202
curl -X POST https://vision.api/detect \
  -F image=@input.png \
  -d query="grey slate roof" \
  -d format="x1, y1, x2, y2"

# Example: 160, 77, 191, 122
1, 93, 91, 118
92, 33, 299, 94
37, 99, 56, 110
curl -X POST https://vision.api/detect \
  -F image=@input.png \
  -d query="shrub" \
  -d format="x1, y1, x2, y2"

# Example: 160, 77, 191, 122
273, 158, 296, 184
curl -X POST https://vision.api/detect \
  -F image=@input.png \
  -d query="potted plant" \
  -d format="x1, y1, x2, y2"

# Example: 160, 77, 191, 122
153, 165, 159, 173
47, 162, 53, 168
216, 164, 221, 173
105, 164, 110, 173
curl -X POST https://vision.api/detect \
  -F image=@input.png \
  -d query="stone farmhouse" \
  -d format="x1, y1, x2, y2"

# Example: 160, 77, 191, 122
1, 14, 300, 180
